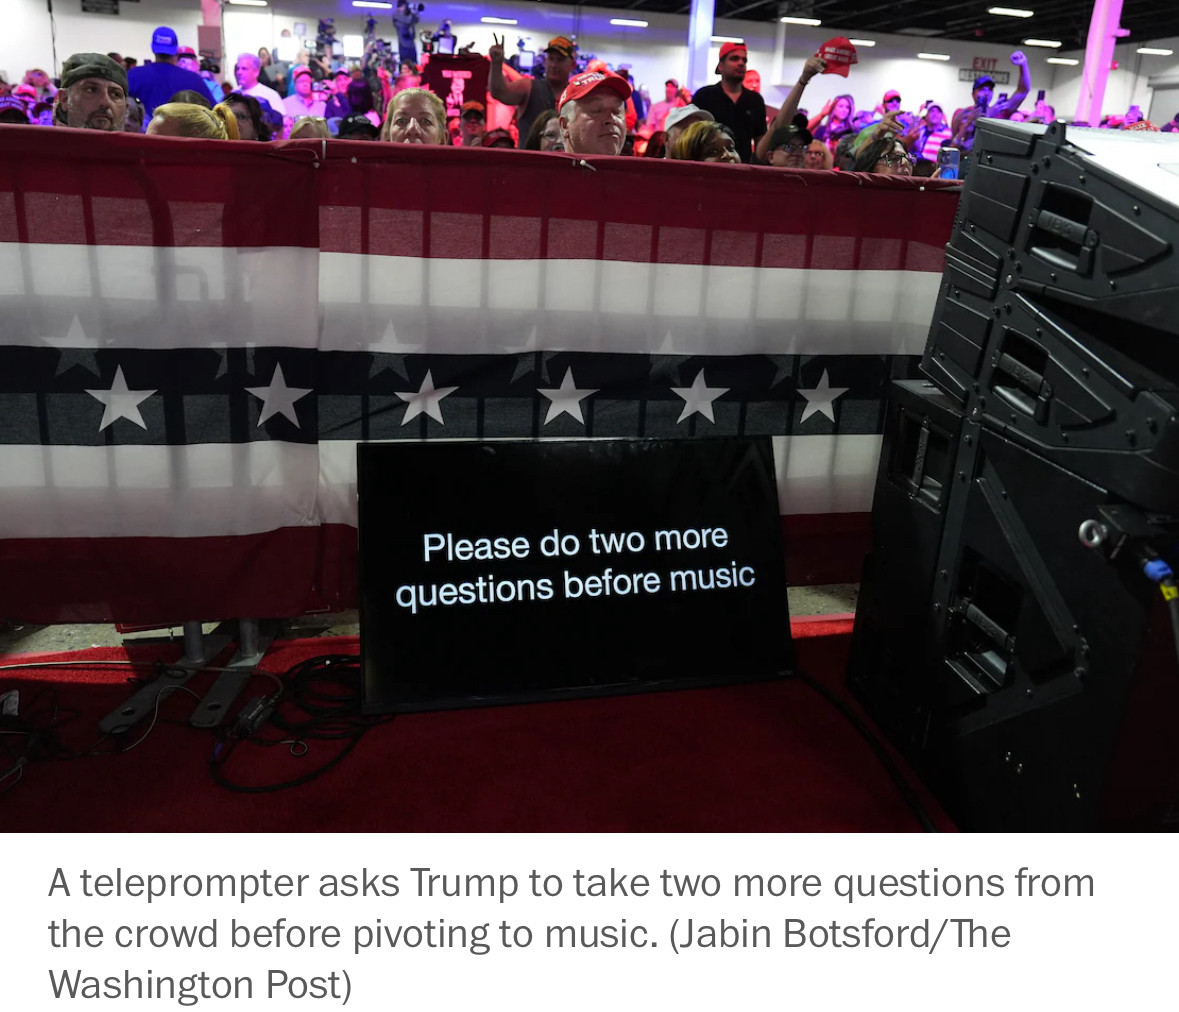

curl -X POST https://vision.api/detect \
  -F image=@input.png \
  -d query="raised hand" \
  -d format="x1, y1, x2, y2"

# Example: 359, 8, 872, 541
488, 33, 505, 66
800, 55, 826, 83
1010, 50, 1027, 66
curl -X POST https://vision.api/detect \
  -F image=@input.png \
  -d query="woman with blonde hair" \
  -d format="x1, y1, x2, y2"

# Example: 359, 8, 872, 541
667, 119, 740, 164
146, 102, 240, 140
804, 139, 834, 170
289, 116, 330, 140
380, 87, 448, 144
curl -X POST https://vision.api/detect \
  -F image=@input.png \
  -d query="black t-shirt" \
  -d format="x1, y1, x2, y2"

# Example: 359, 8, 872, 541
691, 83, 767, 163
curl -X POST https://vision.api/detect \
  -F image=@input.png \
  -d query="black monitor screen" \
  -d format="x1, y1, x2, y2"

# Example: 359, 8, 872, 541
358, 437, 793, 712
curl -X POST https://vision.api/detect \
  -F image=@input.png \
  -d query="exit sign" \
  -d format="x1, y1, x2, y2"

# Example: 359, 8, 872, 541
959, 68, 1011, 84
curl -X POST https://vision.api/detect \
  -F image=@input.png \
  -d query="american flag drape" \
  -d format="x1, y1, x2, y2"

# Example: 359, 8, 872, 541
0, 127, 960, 624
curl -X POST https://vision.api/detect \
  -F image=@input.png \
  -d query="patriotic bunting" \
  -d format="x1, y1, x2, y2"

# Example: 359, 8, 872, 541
0, 127, 959, 623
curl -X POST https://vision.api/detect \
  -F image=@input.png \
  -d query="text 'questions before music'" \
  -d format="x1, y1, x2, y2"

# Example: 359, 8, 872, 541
393, 527, 757, 614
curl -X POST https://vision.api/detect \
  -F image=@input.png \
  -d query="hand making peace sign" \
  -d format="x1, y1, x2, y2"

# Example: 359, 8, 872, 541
488, 34, 505, 66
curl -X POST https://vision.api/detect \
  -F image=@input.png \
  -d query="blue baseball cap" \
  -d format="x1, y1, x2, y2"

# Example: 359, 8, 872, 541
151, 26, 179, 55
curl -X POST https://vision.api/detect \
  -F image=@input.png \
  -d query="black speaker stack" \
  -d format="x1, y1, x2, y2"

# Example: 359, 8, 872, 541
849, 120, 1179, 831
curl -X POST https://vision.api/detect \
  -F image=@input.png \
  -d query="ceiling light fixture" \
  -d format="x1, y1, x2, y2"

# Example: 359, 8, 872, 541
1137, 47, 1174, 56
847, 39, 876, 47
987, 7, 1034, 17
1046, 57, 1079, 65
226, 0, 268, 6
710, 35, 744, 43
917, 53, 951, 61
1023, 39, 1062, 48
480, 16, 518, 25
352, 1, 393, 7
779, 16, 821, 26
610, 18, 648, 27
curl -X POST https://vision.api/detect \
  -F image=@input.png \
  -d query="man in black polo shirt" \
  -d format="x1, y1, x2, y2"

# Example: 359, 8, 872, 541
691, 41, 765, 163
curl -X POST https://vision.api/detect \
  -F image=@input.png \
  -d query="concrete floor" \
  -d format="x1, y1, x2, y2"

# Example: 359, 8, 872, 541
0, 584, 857, 657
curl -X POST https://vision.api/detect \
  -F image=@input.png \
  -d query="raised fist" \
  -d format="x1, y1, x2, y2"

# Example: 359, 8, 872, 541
1010, 50, 1027, 66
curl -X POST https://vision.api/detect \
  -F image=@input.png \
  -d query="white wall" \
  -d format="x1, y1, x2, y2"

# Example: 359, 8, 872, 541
1047, 35, 1179, 123
1, 0, 203, 82
215, 1, 1078, 116
5, 0, 1177, 125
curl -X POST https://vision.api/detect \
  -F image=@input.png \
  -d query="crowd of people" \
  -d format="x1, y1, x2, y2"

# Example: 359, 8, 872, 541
3, 24, 1176, 176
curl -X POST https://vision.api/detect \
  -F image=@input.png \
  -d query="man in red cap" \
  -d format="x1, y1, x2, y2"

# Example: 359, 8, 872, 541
690, 41, 764, 162
557, 70, 631, 156
284, 67, 327, 118
458, 100, 487, 146
488, 33, 577, 148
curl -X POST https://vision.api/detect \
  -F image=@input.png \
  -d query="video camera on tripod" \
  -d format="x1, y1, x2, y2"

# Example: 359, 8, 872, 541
363, 16, 400, 73
316, 18, 343, 60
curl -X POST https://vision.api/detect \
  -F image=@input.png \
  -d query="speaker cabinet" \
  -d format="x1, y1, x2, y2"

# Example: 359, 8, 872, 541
921, 120, 1179, 513
848, 380, 963, 757
850, 382, 1179, 831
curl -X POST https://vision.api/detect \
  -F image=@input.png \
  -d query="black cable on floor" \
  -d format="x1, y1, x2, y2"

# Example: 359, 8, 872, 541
788, 667, 942, 833
209, 654, 393, 793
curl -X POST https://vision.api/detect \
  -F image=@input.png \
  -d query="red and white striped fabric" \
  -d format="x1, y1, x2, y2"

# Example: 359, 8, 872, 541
0, 127, 960, 623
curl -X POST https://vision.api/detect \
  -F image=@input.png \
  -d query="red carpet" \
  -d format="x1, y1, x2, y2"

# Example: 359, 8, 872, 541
1, 624, 955, 832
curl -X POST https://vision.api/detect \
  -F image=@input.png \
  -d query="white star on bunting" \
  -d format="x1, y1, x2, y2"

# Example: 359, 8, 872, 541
41, 314, 89, 350
538, 367, 599, 425
798, 368, 849, 423
86, 366, 157, 431
45, 316, 99, 377
246, 363, 313, 427
671, 369, 728, 424
398, 369, 459, 425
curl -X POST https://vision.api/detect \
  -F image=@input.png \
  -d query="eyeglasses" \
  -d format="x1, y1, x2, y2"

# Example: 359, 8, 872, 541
776, 143, 808, 154
879, 151, 915, 166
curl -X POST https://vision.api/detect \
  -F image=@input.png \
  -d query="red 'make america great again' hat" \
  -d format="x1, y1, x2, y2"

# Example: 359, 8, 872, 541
816, 37, 858, 77
557, 70, 632, 109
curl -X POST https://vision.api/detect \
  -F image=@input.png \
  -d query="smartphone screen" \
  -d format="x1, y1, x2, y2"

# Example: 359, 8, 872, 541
937, 146, 960, 180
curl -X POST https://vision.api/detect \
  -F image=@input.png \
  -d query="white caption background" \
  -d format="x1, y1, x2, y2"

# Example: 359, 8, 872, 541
5, 832, 1171, 1010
